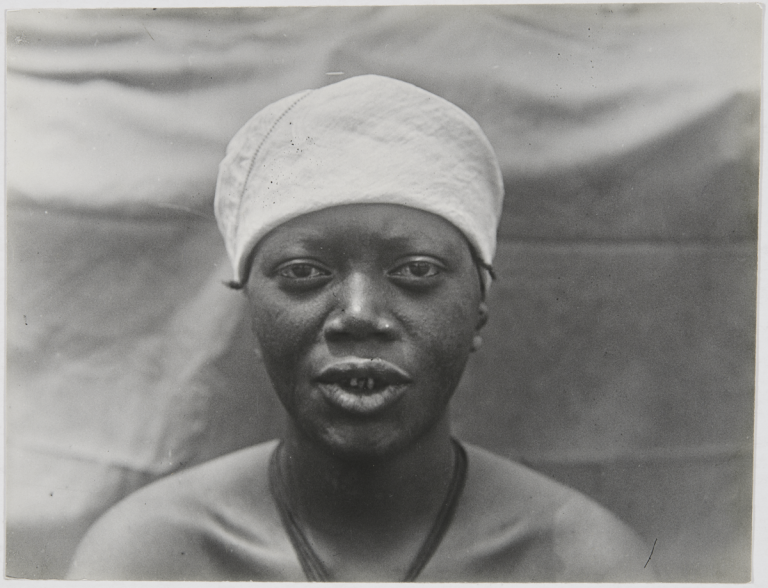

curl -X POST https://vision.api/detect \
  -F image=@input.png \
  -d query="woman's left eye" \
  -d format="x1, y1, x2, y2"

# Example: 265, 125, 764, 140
389, 260, 442, 279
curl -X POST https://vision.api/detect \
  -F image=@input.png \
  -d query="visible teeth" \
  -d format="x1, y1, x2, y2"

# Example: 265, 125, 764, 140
344, 377, 377, 390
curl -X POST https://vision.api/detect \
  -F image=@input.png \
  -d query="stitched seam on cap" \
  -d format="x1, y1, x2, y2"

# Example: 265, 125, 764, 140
237, 90, 314, 208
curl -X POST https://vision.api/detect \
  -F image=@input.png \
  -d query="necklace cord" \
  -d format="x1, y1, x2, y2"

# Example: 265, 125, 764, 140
269, 444, 330, 581
268, 439, 468, 582
403, 438, 468, 581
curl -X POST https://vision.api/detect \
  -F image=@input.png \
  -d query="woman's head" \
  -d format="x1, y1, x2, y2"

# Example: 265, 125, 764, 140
214, 74, 504, 290
243, 203, 488, 459
214, 75, 504, 458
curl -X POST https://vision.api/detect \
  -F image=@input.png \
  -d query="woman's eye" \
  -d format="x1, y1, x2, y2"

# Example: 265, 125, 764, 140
277, 263, 329, 280
390, 261, 442, 279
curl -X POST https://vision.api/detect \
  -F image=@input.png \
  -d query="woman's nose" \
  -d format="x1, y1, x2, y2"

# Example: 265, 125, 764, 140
323, 272, 396, 341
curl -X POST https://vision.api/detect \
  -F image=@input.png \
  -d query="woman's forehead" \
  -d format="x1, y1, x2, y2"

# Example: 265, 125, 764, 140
254, 203, 470, 253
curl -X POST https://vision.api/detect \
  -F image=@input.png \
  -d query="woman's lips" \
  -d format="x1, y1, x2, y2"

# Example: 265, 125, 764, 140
314, 359, 412, 415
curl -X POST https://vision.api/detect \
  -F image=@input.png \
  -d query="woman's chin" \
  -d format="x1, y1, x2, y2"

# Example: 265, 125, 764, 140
312, 425, 417, 463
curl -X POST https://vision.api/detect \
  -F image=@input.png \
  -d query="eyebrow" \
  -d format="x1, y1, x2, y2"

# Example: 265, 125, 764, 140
228, 226, 495, 291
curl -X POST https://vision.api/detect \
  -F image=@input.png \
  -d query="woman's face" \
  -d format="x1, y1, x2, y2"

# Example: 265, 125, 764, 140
245, 203, 487, 460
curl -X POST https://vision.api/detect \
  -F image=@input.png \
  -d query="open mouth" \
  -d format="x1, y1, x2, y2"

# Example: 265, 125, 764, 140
337, 377, 389, 392
315, 359, 411, 414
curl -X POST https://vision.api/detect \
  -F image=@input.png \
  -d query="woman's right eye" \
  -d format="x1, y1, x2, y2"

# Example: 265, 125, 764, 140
276, 262, 330, 281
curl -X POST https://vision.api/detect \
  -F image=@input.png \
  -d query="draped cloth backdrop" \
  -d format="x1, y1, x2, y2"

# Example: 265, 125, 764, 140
6, 5, 760, 581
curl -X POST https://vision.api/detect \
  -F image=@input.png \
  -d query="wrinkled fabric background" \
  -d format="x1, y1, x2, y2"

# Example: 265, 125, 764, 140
6, 5, 760, 581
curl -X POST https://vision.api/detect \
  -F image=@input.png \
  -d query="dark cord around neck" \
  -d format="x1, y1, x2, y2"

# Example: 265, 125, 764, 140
269, 439, 468, 582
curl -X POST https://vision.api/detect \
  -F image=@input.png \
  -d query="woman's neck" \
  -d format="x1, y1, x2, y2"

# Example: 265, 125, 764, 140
279, 417, 456, 541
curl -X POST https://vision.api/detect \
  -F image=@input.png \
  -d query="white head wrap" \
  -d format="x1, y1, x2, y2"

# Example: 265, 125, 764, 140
214, 74, 504, 286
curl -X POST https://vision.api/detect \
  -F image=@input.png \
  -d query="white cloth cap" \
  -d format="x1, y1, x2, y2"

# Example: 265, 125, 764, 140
214, 75, 504, 285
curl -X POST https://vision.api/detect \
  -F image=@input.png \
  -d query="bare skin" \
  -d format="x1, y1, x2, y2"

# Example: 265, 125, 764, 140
67, 440, 654, 581
67, 204, 655, 582
243, 204, 486, 580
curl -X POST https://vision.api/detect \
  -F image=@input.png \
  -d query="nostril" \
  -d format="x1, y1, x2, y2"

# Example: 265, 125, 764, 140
323, 273, 396, 339
323, 310, 396, 341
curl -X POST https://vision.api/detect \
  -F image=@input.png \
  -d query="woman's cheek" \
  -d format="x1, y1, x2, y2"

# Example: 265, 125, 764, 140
250, 299, 322, 382
426, 295, 478, 345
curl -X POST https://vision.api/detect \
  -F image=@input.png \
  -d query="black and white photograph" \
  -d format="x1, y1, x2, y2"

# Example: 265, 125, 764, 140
4, 3, 763, 583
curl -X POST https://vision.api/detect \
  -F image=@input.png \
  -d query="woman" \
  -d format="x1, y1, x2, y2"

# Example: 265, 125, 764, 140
68, 75, 653, 582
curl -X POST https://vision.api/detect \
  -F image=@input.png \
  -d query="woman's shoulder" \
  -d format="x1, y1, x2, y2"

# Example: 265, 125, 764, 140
429, 442, 655, 582
67, 440, 301, 581
100, 439, 279, 520
461, 442, 611, 518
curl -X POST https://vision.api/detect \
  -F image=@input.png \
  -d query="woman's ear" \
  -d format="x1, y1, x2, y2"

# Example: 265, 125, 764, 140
471, 302, 489, 352
476, 301, 489, 331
